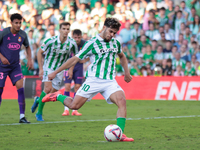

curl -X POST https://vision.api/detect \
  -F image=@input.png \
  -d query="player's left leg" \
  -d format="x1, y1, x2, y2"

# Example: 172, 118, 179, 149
10, 65, 30, 123
15, 78, 30, 123
109, 91, 134, 142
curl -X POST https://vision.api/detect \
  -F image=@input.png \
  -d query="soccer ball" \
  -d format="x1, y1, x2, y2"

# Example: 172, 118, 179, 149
104, 124, 122, 142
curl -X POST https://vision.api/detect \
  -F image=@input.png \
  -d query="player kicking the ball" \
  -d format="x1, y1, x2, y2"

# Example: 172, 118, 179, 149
42, 18, 134, 141
0, 13, 33, 123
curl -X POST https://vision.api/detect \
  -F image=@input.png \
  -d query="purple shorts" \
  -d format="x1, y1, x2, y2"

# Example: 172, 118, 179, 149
0, 64, 23, 87
64, 64, 83, 84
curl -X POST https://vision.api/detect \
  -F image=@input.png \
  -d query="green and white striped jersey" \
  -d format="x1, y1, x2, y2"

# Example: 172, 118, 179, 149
41, 35, 78, 70
76, 34, 122, 80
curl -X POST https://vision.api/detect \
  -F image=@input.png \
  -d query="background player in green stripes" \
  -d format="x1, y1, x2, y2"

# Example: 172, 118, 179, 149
31, 22, 78, 121
43, 18, 134, 141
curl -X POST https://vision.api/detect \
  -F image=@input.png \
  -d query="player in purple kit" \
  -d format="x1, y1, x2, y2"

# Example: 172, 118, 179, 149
0, 13, 33, 123
62, 29, 86, 116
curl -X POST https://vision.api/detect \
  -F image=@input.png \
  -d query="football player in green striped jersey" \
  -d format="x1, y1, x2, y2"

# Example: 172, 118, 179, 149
43, 18, 134, 142
31, 22, 78, 121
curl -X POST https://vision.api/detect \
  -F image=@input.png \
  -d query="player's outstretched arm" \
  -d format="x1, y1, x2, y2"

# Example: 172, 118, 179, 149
48, 56, 80, 80
118, 52, 132, 83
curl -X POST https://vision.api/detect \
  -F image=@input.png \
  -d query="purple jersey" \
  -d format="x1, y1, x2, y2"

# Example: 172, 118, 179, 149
0, 27, 29, 67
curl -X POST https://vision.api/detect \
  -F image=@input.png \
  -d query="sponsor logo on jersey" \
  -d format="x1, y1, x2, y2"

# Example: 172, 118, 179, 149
7, 43, 20, 50
18, 37, 21, 42
7, 37, 10, 40
100, 48, 118, 53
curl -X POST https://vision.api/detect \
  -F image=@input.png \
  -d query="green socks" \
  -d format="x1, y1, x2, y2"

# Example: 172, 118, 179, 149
36, 91, 46, 115
57, 94, 68, 104
117, 117, 126, 133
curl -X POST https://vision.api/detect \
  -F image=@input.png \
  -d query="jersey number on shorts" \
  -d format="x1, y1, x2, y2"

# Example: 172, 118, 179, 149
0, 73, 3, 79
81, 84, 90, 92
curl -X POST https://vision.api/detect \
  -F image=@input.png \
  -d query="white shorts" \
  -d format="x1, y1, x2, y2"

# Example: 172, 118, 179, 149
42, 67, 64, 90
76, 77, 124, 104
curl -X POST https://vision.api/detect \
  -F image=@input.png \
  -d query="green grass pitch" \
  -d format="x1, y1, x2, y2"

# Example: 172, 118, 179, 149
0, 99, 200, 150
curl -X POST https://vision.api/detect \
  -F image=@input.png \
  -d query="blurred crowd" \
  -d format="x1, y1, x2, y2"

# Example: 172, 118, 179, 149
0, 0, 200, 76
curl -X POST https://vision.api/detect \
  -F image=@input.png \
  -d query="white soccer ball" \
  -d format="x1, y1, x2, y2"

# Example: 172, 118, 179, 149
104, 124, 122, 142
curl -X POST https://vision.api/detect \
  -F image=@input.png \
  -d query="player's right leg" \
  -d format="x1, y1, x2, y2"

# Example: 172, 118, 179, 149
43, 92, 88, 110
109, 91, 134, 142
35, 82, 52, 121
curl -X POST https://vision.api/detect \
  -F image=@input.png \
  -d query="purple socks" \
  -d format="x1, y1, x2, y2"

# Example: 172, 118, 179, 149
64, 91, 70, 96
0, 88, 3, 106
17, 88, 25, 114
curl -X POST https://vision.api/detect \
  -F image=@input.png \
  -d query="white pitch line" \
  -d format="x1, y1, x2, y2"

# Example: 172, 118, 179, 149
1, 115, 200, 126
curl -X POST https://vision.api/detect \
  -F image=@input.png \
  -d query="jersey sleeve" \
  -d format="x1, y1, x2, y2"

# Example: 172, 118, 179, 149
70, 40, 79, 55
0, 28, 9, 44
40, 38, 52, 51
22, 32, 29, 47
116, 39, 122, 54
75, 41, 94, 60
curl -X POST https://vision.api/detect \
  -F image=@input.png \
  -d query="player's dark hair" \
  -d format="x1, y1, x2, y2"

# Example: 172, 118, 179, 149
73, 29, 82, 36
60, 22, 70, 29
104, 18, 121, 30
10, 13, 22, 22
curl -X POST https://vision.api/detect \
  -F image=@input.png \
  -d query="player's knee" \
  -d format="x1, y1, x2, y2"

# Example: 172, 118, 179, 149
117, 96, 126, 107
